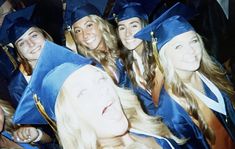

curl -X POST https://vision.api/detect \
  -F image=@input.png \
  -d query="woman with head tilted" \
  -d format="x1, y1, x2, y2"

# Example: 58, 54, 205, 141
13, 41, 184, 148
0, 6, 60, 148
135, 2, 235, 149
108, 0, 163, 112
0, 5, 52, 107
64, 0, 130, 88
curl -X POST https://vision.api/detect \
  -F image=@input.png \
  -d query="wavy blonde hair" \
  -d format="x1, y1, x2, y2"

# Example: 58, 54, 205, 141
55, 66, 183, 149
159, 33, 235, 144
71, 15, 120, 83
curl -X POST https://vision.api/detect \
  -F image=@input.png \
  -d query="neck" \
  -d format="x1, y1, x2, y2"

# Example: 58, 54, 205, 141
176, 70, 197, 84
134, 42, 144, 56
98, 133, 134, 148
28, 60, 37, 69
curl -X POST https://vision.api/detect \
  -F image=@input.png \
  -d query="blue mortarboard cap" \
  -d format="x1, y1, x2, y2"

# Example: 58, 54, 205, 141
64, 0, 108, 28
134, 2, 195, 49
108, 0, 160, 22
13, 41, 93, 124
0, 5, 35, 44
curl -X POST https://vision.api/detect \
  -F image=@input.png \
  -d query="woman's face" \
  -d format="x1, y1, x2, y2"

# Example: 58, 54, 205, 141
15, 27, 46, 62
118, 17, 143, 50
72, 16, 103, 50
162, 31, 202, 73
64, 65, 128, 139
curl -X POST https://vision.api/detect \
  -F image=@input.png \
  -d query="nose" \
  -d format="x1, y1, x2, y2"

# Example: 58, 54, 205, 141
83, 29, 90, 40
126, 27, 132, 37
27, 39, 35, 47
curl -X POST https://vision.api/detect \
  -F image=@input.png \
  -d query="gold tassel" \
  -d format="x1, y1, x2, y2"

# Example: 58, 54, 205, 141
151, 31, 163, 73
2, 46, 18, 72
33, 94, 57, 133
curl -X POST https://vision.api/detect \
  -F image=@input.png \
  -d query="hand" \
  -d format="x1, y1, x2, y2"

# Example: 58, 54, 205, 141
13, 126, 40, 143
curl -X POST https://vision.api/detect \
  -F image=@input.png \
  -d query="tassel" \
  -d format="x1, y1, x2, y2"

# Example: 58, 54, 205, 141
33, 94, 57, 134
2, 46, 18, 72
151, 31, 163, 73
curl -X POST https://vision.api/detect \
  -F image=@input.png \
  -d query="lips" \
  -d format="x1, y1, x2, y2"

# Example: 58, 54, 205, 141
125, 39, 134, 43
102, 100, 123, 121
30, 47, 40, 54
85, 37, 95, 44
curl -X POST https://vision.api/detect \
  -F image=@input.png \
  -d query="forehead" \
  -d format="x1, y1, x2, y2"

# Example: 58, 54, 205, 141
118, 17, 141, 25
64, 65, 107, 87
168, 31, 197, 44
16, 27, 41, 41
72, 16, 92, 27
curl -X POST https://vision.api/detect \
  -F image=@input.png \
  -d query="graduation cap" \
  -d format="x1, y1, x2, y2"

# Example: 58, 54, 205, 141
64, 0, 108, 29
13, 41, 94, 129
134, 2, 195, 50
0, 5, 35, 45
108, 0, 160, 22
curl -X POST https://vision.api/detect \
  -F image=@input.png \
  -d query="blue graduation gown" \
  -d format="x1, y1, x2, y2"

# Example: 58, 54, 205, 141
154, 88, 210, 149
0, 46, 18, 81
130, 129, 182, 149
115, 58, 132, 88
1, 131, 38, 149
8, 70, 28, 109
203, 82, 235, 141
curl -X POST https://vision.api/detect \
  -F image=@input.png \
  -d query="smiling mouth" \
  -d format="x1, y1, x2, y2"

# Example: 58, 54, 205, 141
85, 37, 95, 44
31, 47, 40, 54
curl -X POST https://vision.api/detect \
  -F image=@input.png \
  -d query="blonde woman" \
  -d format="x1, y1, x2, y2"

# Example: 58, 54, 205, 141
135, 3, 235, 149
64, 0, 131, 88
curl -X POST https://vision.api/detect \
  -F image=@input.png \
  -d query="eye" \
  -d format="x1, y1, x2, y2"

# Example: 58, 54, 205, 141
18, 41, 25, 47
174, 45, 182, 50
31, 33, 38, 38
74, 28, 81, 34
191, 38, 199, 43
87, 23, 93, 28
131, 24, 138, 28
118, 26, 125, 31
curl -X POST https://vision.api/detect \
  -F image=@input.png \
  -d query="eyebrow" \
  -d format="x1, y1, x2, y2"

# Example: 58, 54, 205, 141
118, 20, 140, 26
15, 30, 39, 45
73, 21, 93, 30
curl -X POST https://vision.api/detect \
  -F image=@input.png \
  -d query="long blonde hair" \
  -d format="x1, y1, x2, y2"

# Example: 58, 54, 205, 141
72, 15, 120, 83
55, 67, 183, 149
159, 33, 235, 144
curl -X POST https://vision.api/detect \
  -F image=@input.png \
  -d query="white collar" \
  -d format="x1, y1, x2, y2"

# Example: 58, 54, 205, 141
186, 71, 226, 116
